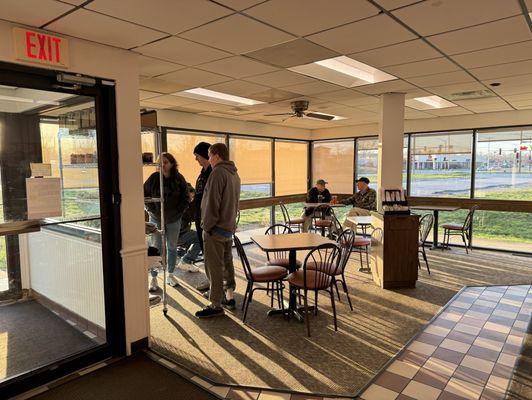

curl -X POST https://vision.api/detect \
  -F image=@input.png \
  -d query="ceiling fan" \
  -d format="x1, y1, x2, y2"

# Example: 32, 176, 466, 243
264, 100, 336, 121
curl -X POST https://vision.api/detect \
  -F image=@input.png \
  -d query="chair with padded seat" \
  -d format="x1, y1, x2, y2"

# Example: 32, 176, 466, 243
418, 214, 433, 274
279, 201, 305, 232
311, 204, 338, 237
442, 205, 478, 254
287, 243, 341, 337
234, 235, 287, 323
264, 224, 302, 270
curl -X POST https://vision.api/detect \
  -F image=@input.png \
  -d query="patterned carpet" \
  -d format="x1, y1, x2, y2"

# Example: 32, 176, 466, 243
150, 245, 531, 397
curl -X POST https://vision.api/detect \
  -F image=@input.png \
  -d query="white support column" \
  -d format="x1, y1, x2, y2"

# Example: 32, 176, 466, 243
377, 93, 405, 211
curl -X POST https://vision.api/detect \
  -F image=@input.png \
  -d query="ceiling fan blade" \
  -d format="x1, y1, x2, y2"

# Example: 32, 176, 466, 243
304, 112, 335, 121
281, 114, 295, 123
264, 112, 295, 116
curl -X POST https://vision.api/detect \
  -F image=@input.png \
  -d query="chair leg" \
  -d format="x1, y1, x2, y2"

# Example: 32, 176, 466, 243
270, 282, 275, 308
242, 281, 251, 311
329, 286, 338, 331
418, 251, 421, 270
276, 281, 282, 309
358, 249, 363, 269
341, 274, 353, 311
461, 232, 468, 254
314, 291, 318, 316
243, 285, 254, 323
304, 290, 310, 337
422, 248, 430, 274
334, 280, 341, 301
365, 246, 370, 271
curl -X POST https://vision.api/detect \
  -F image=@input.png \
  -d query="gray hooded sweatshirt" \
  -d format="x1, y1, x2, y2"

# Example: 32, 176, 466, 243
201, 160, 241, 234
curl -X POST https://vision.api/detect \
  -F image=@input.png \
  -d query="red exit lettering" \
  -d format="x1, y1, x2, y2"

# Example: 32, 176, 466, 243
24, 31, 62, 63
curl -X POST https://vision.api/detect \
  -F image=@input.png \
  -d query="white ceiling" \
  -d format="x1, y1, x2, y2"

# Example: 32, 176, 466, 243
1, 0, 531, 129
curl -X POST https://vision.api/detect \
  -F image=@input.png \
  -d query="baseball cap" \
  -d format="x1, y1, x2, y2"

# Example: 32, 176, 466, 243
356, 177, 370, 184
316, 179, 328, 185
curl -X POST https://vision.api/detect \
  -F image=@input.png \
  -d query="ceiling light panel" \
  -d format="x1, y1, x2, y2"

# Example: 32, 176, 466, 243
174, 88, 264, 106
406, 95, 457, 110
289, 56, 397, 88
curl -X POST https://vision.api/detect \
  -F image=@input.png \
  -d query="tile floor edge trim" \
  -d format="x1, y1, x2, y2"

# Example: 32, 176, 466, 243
146, 349, 354, 399
352, 285, 469, 399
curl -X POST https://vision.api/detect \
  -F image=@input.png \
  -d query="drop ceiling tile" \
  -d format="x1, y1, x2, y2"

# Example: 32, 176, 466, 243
87, 0, 233, 35
382, 58, 461, 79
244, 0, 379, 36
313, 89, 369, 103
147, 94, 202, 106
427, 16, 531, 55
140, 100, 173, 109
451, 41, 532, 69
1, 0, 73, 27
392, 0, 522, 36
205, 80, 271, 97
138, 55, 185, 78
139, 90, 162, 100
307, 14, 416, 55
355, 104, 381, 113
281, 80, 344, 95
501, 92, 532, 102
356, 80, 416, 95
469, 60, 532, 81
423, 107, 474, 116
179, 14, 294, 54
464, 103, 514, 113
350, 39, 442, 68
46, 8, 166, 49
407, 71, 475, 87
61, 0, 85, 4
483, 74, 532, 95
374, 0, 420, 10
135, 36, 231, 65
156, 68, 231, 87
244, 39, 339, 68
249, 88, 301, 103
404, 109, 437, 119
214, 0, 264, 10
200, 111, 255, 121
243, 70, 317, 87
197, 56, 279, 79
178, 101, 235, 112
426, 82, 488, 97
139, 77, 190, 93
336, 95, 379, 107
514, 104, 532, 110
454, 97, 511, 108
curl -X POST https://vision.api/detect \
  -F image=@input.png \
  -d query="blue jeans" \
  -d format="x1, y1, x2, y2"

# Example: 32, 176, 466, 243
149, 215, 181, 275
179, 230, 201, 264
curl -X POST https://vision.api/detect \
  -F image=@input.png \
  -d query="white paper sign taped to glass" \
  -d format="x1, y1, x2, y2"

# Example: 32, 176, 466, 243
25, 177, 62, 219
30, 163, 52, 177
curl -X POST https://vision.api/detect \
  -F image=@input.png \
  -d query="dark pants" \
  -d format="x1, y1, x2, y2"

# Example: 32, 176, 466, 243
195, 219, 203, 252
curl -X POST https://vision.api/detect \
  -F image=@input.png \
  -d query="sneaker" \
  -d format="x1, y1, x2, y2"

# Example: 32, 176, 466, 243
149, 294, 161, 305
202, 290, 210, 299
166, 273, 179, 287
196, 282, 210, 292
222, 298, 236, 311
149, 277, 159, 292
178, 260, 200, 273
195, 306, 224, 318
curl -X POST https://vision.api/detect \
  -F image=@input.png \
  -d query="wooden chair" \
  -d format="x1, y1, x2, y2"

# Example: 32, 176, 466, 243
308, 229, 356, 310
442, 205, 479, 253
418, 214, 433, 274
279, 202, 305, 232
287, 243, 341, 337
234, 235, 287, 323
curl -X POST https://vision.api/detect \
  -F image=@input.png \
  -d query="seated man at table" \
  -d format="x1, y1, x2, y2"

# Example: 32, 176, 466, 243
301, 179, 331, 232
341, 177, 377, 230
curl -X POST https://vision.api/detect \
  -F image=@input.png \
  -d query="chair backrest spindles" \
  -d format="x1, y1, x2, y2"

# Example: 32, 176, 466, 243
303, 243, 340, 290
264, 224, 294, 261
233, 235, 253, 281
419, 214, 434, 245
337, 229, 355, 274
463, 205, 479, 231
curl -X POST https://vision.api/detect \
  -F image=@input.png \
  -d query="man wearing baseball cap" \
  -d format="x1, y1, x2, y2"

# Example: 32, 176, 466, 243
301, 179, 331, 232
341, 177, 377, 229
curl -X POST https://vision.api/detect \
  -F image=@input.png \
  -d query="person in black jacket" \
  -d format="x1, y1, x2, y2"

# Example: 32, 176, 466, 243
193, 142, 212, 251
144, 152, 188, 290
302, 179, 331, 232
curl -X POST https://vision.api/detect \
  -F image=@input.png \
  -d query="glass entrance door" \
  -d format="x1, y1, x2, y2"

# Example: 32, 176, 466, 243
0, 63, 124, 397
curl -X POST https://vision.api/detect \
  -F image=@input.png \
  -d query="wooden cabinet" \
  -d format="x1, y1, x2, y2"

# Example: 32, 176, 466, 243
370, 213, 420, 289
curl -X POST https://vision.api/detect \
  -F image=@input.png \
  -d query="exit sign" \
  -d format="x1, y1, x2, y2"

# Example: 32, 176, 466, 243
12, 27, 69, 68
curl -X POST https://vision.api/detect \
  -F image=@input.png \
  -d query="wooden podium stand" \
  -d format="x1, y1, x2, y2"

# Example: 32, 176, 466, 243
369, 212, 420, 289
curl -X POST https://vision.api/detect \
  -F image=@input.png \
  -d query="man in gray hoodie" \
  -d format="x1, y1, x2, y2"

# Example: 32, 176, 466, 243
196, 143, 241, 318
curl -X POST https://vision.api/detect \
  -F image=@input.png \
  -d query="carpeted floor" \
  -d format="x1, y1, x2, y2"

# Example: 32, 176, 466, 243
31, 353, 217, 400
0, 300, 96, 382
150, 245, 532, 397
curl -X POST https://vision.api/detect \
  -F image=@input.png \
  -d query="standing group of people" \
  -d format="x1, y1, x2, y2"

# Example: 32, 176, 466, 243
144, 142, 241, 319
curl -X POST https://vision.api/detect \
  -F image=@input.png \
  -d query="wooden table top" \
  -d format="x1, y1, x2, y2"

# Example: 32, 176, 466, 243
303, 203, 345, 207
411, 205, 460, 212
251, 233, 336, 252
346, 216, 372, 225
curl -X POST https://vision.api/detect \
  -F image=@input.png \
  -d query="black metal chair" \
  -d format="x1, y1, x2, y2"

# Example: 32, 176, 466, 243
308, 229, 356, 310
418, 214, 433, 274
279, 202, 305, 232
234, 235, 287, 323
311, 204, 334, 237
264, 224, 301, 269
442, 205, 479, 253
287, 243, 341, 337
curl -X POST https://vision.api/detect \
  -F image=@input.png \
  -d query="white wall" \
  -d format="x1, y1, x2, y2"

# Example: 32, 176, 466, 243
0, 20, 147, 353
157, 109, 311, 140
311, 109, 532, 139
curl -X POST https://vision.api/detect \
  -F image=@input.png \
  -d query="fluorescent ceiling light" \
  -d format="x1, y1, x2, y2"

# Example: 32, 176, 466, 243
289, 56, 397, 88
406, 95, 457, 110
0, 95, 34, 103
174, 88, 264, 106
36, 100, 61, 106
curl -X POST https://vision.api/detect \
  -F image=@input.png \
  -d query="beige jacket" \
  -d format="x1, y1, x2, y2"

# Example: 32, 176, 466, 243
201, 161, 241, 234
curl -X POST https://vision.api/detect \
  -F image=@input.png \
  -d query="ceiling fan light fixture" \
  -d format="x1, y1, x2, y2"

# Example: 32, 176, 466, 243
174, 88, 264, 106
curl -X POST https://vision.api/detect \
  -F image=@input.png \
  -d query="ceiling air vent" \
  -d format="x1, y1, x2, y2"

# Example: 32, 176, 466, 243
446, 90, 495, 101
